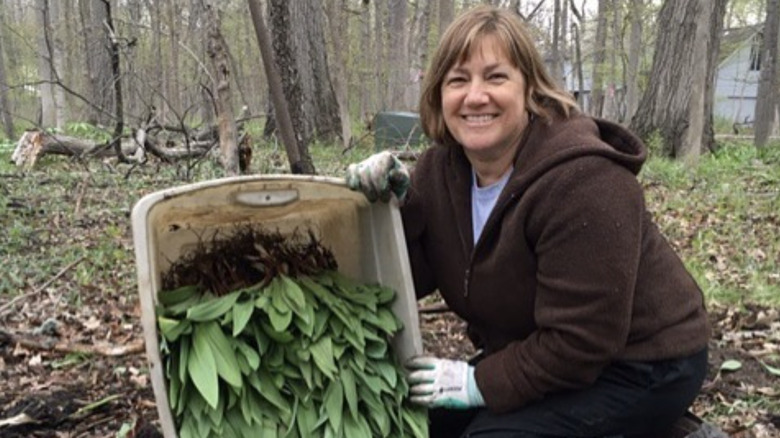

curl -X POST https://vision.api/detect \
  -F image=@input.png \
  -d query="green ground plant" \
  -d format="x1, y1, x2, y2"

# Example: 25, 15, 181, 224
1, 138, 778, 304
640, 140, 780, 307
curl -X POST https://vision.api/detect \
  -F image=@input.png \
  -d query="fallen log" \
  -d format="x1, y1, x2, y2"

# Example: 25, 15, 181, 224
10, 129, 217, 168
11, 124, 252, 169
11, 131, 138, 168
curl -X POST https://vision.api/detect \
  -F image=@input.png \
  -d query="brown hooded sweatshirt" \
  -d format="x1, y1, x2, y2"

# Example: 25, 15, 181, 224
401, 111, 711, 413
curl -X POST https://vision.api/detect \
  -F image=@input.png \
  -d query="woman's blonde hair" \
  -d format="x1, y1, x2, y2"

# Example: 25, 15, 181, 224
419, 5, 578, 145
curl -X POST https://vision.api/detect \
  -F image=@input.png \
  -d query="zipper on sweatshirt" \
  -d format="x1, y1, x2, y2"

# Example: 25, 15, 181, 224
463, 268, 471, 297
463, 191, 519, 298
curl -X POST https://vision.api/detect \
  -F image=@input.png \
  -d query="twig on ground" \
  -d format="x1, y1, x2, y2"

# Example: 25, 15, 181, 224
73, 174, 90, 217
0, 256, 86, 317
419, 302, 451, 314
0, 327, 145, 357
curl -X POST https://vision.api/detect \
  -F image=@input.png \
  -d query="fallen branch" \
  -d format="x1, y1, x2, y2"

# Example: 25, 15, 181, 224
0, 413, 35, 428
0, 256, 86, 317
11, 131, 138, 168
0, 327, 145, 357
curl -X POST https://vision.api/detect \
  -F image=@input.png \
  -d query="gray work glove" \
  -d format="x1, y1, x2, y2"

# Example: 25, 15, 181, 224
345, 151, 410, 203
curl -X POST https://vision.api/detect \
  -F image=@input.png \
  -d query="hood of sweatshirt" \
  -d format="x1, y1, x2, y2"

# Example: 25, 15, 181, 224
445, 110, 646, 196
439, 110, 648, 253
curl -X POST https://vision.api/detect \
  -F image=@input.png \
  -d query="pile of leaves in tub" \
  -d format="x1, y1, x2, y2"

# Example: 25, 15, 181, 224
157, 227, 427, 437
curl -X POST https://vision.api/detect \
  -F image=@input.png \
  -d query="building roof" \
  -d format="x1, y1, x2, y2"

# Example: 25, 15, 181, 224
718, 25, 761, 66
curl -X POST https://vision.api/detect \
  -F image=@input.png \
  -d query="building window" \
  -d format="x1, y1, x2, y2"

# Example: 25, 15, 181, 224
749, 35, 762, 71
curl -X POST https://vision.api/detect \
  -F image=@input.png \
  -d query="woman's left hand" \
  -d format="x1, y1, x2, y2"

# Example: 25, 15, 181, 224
406, 356, 485, 409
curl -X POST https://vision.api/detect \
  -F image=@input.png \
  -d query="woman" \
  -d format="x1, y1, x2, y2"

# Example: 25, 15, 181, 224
347, 5, 710, 438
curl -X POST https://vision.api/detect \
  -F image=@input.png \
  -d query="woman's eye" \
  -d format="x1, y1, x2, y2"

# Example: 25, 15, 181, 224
447, 77, 466, 85
488, 73, 507, 81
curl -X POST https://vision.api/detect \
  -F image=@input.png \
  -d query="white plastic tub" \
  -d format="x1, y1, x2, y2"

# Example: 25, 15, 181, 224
131, 175, 423, 438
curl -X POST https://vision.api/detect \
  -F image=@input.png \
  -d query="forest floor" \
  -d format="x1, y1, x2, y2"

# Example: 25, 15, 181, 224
1, 144, 779, 437
0, 290, 779, 437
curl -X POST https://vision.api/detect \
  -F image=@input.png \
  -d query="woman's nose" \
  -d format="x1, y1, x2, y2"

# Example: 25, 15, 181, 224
464, 83, 489, 105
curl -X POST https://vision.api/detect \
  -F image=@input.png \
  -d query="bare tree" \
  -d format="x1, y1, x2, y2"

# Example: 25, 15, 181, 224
439, 0, 455, 40
571, 20, 585, 107
630, 0, 727, 162
570, 0, 586, 108
407, 0, 433, 109
264, 1, 341, 148
247, 0, 311, 174
0, 2, 14, 139
36, 0, 56, 127
205, 3, 239, 176
589, 0, 608, 117
754, 0, 779, 148
375, 1, 388, 111
98, 0, 128, 162
78, 0, 116, 126
166, 0, 181, 116
359, 0, 373, 120
146, 0, 165, 121
324, 0, 352, 149
624, 0, 645, 122
602, 0, 621, 121
549, 0, 563, 85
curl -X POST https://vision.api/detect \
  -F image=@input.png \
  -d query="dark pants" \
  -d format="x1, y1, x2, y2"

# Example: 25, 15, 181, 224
429, 348, 708, 438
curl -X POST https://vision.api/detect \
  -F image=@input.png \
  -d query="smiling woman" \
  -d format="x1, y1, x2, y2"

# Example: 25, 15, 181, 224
439, 35, 529, 186
345, 5, 714, 438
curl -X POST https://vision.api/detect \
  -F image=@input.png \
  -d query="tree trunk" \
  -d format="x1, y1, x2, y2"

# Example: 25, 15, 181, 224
439, 0, 454, 37
359, 1, 372, 123
754, 0, 779, 148
603, 0, 620, 121
325, 0, 353, 149
589, 0, 608, 116
375, 0, 387, 111
702, 0, 727, 154
205, 4, 239, 176
265, 1, 338, 168
165, 0, 181, 116
126, 0, 143, 120
386, 0, 408, 110
148, 0, 165, 122
98, 0, 127, 162
624, 0, 644, 122
630, 0, 727, 162
572, 21, 585, 108
0, 3, 14, 139
246, 0, 311, 174
407, 0, 432, 110
47, 0, 66, 128
550, 0, 563, 85
294, 1, 341, 142
82, 0, 114, 126
36, 0, 56, 127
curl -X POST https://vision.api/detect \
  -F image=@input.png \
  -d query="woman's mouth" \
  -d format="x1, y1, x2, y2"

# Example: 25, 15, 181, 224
463, 114, 497, 124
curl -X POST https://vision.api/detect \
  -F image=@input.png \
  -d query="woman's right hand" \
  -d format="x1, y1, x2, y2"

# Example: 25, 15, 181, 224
346, 151, 410, 203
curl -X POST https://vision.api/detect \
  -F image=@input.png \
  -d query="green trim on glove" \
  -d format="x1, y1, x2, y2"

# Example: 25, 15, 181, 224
406, 356, 486, 409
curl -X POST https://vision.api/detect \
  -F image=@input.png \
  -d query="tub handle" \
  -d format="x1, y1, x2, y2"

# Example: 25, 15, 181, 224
234, 189, 299, 207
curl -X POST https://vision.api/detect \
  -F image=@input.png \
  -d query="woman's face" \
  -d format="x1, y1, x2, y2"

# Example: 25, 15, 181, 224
441, 35, 528, 161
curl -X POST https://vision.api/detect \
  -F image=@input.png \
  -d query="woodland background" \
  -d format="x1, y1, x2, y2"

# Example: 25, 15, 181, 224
0, 0, 779, 437
0, 0, 778, 170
